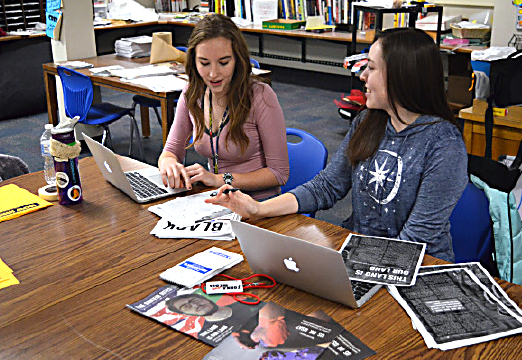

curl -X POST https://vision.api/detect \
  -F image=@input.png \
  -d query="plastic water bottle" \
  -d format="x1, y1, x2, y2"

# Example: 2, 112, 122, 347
40, 124, 56, 185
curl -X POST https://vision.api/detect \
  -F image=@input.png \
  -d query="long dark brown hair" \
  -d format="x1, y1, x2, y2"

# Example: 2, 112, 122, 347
348, 28, 459, 165
184, 14, 257, 153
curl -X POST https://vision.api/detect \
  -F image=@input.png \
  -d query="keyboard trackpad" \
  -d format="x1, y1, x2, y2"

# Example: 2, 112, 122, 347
147, 172, 186, 193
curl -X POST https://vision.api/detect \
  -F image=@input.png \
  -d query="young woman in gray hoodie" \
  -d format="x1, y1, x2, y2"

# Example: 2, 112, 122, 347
206, 28, 468, 262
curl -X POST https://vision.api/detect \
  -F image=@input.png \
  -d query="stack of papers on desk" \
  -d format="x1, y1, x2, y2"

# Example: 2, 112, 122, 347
106, 64, 186, 92
149, 190, 240, 240
109, 65, 177, 79
387, 262, 522, 350
114, 35, 153, 58
56, 61, 94, 70
123, 74, 186, 92
89, 65, 124, 77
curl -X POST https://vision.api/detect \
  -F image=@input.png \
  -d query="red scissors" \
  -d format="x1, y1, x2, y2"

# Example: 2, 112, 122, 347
200, 274, 276, 305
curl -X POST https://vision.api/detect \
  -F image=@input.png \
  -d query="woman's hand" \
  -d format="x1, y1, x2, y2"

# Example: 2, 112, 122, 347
159, 156, 192, 189
185, 163, 220, 188
204, 185, 261, 220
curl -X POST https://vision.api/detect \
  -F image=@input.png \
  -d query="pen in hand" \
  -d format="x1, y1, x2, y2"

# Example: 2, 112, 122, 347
210, 188, 240, 197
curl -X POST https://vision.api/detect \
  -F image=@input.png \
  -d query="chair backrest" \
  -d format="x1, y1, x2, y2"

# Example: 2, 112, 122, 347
250, 58, 260, 69
281, 128, 328, 194
57, 66, 94, 123
175, 46, 187, 52
450, 182, 497, 275
0, 154, 29, 181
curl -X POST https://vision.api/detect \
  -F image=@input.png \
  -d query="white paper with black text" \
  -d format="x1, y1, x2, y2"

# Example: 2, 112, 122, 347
149, 190, 237, 225
387, 268, 522, 350
419, 262, 522, 317
151, 216, 237, 240
339, 234, 426, 286
148, 190, 240, 240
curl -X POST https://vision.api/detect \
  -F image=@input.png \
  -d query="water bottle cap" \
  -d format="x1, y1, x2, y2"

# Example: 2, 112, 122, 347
45, 124, 53, 130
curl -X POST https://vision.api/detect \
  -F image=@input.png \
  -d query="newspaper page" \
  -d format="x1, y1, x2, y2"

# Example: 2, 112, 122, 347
339, 234, 426, 286
387, 268, 522, 350
128, 287, 264, 347
203, 302, 344, 360
419, 262, 522, 317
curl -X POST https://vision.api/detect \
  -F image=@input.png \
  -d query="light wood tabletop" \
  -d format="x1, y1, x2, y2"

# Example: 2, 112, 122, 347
1, 156, 521, 359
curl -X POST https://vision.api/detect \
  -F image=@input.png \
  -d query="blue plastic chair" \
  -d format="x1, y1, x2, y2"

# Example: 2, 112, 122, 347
450, 182, 497, 275
282, 128, 328, 217
250, 58, 260, 69
57, 66, 143, 158
131, 46, 188, 129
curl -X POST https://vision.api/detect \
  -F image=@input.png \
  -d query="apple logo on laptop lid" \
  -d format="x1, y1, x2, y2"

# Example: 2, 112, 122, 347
283, 257, 299, 272
104, 161, 112, 173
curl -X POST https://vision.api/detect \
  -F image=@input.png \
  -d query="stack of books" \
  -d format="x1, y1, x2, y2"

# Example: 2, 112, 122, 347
114, 35, 153, 58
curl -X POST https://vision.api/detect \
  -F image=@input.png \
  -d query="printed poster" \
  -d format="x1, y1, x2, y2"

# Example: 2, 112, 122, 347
203, 302, 344, 360
128, 286, 264, 347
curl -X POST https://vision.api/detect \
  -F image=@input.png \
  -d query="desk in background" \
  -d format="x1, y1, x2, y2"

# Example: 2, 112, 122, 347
42, 54, 271, 144
459, 99, 522, 159
42, 55, 181, 145
1, 156, 522, 358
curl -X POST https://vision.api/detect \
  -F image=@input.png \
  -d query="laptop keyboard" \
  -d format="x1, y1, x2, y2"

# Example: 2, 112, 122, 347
350, 279, 377, 301
125, 172, 168, 199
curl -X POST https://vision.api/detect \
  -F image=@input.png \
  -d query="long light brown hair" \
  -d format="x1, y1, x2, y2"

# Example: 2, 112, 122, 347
348, 28, 459, 165
185, 14, 258, 153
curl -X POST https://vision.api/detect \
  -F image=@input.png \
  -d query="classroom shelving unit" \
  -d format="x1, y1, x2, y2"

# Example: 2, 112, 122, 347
350, 4, 443, 55
0, 0, 45, 32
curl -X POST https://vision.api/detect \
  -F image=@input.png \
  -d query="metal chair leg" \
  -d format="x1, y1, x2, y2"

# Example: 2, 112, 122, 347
102, 126, 113, 150
152, 107, 161, 126
128, 114, 144, 160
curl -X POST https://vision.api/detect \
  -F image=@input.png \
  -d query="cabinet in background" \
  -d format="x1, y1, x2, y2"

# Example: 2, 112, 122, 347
0, 0, 45, 32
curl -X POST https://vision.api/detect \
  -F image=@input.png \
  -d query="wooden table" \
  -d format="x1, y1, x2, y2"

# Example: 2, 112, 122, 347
2, 157, 522, 359
459, 100, 522, 159
42, 54, 182, 145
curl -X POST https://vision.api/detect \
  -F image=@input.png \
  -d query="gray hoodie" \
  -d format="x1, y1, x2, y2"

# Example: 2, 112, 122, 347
291, 112, 468, 262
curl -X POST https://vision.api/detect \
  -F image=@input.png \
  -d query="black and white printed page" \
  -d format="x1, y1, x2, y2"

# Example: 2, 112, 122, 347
339, 234, 425, 286
387, 268, 522, 350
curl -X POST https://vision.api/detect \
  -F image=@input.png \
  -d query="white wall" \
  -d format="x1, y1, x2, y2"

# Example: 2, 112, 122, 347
442, 4, 493, 20
491, 0, 519, 46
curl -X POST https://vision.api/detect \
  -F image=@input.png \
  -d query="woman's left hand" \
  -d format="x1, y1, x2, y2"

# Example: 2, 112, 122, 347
185, 163, 220, 187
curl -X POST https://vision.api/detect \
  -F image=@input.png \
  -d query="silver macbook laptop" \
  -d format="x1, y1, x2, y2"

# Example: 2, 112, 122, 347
83, 134, 186, 203
230, 221, 382, 308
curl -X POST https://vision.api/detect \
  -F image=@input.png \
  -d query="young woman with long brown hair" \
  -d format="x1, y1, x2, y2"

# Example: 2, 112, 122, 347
207, 28, 468, 262
159, 14, 289, 200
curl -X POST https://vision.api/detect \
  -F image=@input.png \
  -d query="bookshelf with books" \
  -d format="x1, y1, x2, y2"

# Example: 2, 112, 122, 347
350, 4, 443, 54
276, 0, 353, 28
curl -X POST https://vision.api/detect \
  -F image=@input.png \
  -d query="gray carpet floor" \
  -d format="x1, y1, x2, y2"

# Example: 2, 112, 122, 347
0, 80, 353, 226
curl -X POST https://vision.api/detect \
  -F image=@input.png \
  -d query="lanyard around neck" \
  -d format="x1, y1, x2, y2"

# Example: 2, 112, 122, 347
206, 88, 229, 174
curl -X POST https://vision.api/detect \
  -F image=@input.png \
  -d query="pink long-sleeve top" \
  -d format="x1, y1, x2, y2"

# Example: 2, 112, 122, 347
164, 82, 289, 200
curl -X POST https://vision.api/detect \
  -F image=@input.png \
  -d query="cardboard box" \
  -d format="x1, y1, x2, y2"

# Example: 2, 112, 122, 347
262, 19, 306, 30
